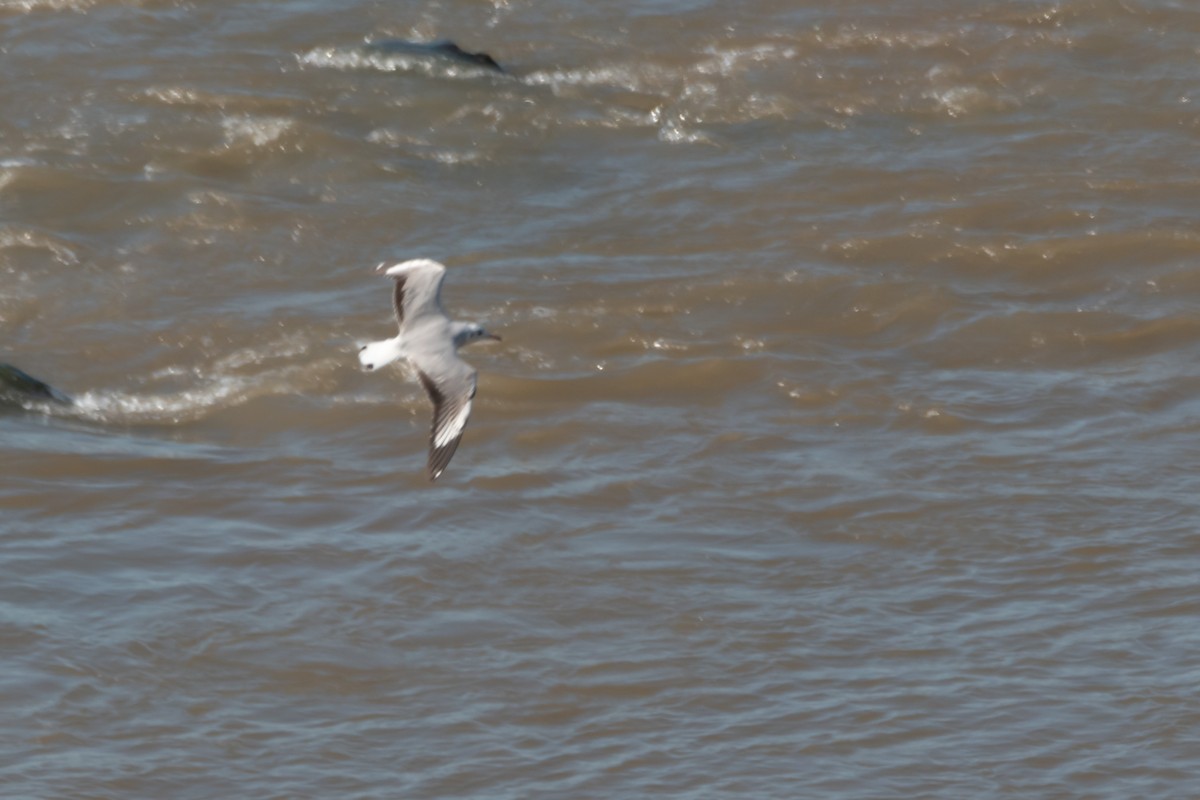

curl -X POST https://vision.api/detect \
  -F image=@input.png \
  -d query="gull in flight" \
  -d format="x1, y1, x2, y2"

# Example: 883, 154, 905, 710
358, 259, 501, 481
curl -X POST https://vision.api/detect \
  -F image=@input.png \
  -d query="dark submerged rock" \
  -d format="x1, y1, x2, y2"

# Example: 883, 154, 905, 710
362, 39, 504, 73
0, 362, 72, 408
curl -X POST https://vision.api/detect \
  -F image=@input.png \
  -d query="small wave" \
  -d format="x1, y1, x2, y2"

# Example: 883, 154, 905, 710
815, 25, 962, 52
65, 358, 340, 425
523, 43, 795, 96
0, 226, 79, 265
0, 157, 40, 169
50, 328, 342, 425
656, 116, 715, 145
365, 129, 487, 164
523, 49, 801, 142
70, 377, 255, 424
0, 0, 97, 10
920, 65, 1020, 118
141, 86, 229, 110
695, 43, 799, 76
522, 62, 683, 96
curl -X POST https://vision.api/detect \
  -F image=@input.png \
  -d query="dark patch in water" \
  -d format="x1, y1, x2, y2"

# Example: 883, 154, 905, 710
0, 362, 72, 408
362, 39, 505, 73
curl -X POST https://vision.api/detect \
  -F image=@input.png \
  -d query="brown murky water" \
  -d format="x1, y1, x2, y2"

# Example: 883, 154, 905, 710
3, 0, 1200, 796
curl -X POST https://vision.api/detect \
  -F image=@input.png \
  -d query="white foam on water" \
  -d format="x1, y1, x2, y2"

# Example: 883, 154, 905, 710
816, 25, 959, 51
220, 114, 293, 148
523, 64, 670, 94
52, 329, 340, 425
70, 375, 253, 424
523, 48, 800, 142
66, 355, 343, 425
366, 129, 487, 164
922, 83, 1016, 117
141, 86, 229, 110
695, 43, 799, 76
657, 117, 715, 145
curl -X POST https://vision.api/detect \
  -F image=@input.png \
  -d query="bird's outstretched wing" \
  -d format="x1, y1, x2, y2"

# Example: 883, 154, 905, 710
415, 356, 477, 481
378, 259, 448, 332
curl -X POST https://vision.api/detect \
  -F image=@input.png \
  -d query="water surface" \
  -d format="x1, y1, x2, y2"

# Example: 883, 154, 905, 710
3, 0, 1200, 796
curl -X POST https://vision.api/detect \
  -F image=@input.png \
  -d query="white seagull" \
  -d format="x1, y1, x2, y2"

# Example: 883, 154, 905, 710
358, 258, 501, 481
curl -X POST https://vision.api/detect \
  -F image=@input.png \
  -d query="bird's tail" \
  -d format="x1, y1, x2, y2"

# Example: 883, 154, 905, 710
357, 339, 404, 372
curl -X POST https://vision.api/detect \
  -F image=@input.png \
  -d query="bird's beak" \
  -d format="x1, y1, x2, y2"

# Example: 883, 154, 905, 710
486, 333, 502, 342
374, 262, 388, 273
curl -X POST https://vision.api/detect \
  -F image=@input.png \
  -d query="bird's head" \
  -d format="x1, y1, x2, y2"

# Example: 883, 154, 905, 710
453, 323, 502, 349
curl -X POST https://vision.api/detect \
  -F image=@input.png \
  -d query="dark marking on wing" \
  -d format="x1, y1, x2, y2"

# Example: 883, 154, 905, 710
418, 370, 466, 481
392, 274, 408, 327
